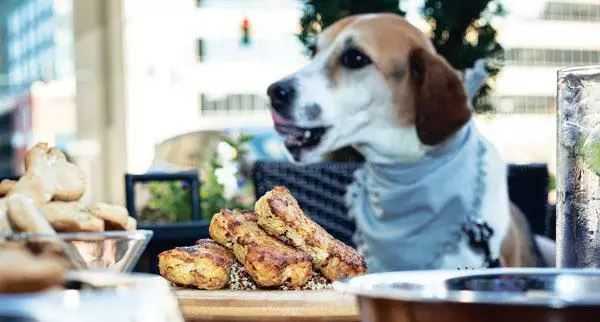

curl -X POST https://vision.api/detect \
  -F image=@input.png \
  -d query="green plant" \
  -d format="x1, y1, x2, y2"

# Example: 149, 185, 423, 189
141, 133, 255, 223
142, 181, 193, 223
548, 173, 556, 191
201, 133, 255, 219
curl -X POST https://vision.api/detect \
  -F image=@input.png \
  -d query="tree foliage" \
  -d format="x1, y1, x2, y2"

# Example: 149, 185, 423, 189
421, 0, 506, 112
298, 0, 406, 56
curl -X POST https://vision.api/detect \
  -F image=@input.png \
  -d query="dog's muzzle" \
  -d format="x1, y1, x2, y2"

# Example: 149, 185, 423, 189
275, 123, 328, 146
267, 78, 329, 160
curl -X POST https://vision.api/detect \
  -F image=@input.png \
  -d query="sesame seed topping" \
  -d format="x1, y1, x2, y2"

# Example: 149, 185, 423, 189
228, 261, 332, 290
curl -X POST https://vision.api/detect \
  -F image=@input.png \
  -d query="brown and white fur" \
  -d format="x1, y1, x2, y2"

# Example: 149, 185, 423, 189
266, 13, 555, 268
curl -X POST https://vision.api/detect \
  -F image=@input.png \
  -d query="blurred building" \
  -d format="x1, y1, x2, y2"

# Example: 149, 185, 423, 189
494, 0, 600, 114
4, 0, 584, 203
0, 0, 76, 175
476, 0, 600, 179
114, 0, 298, 177
1, 0, 75, 94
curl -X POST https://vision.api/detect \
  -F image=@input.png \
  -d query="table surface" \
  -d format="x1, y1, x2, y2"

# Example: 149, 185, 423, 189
174, 288, 360, 322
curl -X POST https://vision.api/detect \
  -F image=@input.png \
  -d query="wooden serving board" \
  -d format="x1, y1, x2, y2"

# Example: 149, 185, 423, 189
174, 288, 360, 322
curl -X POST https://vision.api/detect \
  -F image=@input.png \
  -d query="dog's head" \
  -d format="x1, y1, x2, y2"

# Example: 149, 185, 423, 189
267, 13, 471, 163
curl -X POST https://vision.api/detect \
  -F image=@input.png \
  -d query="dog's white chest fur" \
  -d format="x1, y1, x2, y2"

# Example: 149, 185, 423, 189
346, 126, 511, 271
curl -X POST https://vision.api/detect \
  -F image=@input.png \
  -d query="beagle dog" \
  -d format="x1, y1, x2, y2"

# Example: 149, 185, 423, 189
266, 13, 554, 270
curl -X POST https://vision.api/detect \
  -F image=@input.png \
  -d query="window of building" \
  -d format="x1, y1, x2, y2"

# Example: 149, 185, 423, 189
29, 29, 37, 52
28, 57, 36, 80
8, 12, 20, 35
9, 41, 20, 60
40, 47, 55, 79
495, 96, 555, 114
196, 39, 204, 61
37, 22, 46, 45
28, 1, 36, 22
14, 67, 24, 86
38, 0, 52, 16
20, 32, 29, 53
17, 6, 29, 26
505, 48, 600, 67
34, 0, 42, 16
23, 60, 31, 83
30, 59, 39, 81
543, 2, 600, 22
35, 17, 54, 46
8, 71, 17, 86
199, 93, 268, 116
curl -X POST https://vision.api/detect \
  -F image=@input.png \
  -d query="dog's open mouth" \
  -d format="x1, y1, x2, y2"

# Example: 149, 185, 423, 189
274, 123, 330, 158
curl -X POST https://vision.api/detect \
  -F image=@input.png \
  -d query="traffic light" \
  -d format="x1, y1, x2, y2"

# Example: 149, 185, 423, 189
241, 17, 251, 46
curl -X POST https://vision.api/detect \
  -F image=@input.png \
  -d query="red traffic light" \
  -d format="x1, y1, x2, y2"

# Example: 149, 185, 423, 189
241, 17, 251, 45
242, 17, 251, 31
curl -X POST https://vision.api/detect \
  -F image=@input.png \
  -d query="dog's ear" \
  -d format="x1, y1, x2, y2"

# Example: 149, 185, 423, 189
409, 48, 471, 145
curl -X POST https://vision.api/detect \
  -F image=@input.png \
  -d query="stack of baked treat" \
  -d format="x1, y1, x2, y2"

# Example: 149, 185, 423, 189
0, 143, 136, 294
0, 142, 136, 235
158, 186, 367, 290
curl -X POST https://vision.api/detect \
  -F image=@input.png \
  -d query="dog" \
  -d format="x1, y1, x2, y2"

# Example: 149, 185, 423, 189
266, 13, 555, 271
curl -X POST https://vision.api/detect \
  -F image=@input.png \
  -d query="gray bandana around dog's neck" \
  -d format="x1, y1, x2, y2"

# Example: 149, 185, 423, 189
345, 121, 486, 272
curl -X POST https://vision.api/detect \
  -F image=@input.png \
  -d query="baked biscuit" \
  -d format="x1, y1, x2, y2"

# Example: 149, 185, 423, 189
0, 179, 16, 197
125, 216, 137, 231
209, 210, 256, 248
84, 202, 129, 230
40, 201, 104, 232
210, 209, 313, 288
24, 143, 86, 202
255, 186, 367, 281
6, 194, 55, 234
0, 199, 12, 234
0, 247, 66, 294
4, 196, 89, 269
9, 173, 48, 206
158, 239, 234, 290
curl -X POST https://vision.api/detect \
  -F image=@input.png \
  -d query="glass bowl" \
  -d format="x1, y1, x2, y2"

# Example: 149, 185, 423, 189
0, 230, 153, 272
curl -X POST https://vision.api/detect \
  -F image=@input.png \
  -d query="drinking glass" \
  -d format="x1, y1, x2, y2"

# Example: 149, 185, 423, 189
557, 65, 600, 268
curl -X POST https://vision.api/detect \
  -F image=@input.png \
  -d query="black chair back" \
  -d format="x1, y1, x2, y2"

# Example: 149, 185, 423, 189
253, 162, 361, 246
124, 171, 206, 274
252, 161, 550, 246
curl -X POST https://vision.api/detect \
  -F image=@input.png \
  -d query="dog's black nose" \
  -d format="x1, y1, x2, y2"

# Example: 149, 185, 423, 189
267, 78, 296, 113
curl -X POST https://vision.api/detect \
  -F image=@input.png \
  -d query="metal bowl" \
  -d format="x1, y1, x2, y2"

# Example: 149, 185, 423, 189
0, 230, 153, 272
334, 268, 600, 322
0, 270, 184, 322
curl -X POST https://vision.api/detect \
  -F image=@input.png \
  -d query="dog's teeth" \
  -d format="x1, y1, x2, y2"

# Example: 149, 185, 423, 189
304, 130, 311, 139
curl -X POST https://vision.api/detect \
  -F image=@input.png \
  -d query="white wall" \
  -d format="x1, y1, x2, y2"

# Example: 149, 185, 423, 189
496, 20, 600, 50
474, 114, 556, 176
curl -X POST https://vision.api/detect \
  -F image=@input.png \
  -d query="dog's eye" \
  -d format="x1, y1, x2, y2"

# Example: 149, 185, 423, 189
340, 48, 372, 70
